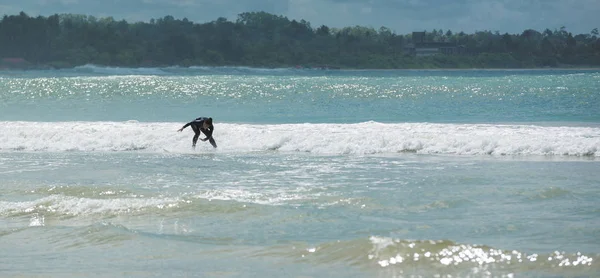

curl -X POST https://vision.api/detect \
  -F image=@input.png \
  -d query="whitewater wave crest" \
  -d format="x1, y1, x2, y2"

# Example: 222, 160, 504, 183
1, 121, 599, 156
67, 64, 303, 76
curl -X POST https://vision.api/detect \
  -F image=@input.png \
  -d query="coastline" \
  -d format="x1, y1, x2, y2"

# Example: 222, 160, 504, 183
339, 67, 600, 71
1, 63, 600, 72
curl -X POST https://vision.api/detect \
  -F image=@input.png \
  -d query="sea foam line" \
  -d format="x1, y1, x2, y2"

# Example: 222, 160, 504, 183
0, 121, 598, 156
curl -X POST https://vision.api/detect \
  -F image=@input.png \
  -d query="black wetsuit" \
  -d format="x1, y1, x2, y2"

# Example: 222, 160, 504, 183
181, 117, 217, 148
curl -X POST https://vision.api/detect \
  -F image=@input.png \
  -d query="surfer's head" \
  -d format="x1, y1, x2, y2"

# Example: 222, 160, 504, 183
203, 117, 213, 129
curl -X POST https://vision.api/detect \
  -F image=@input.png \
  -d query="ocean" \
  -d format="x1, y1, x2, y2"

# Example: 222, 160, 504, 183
1, 65, 599, 277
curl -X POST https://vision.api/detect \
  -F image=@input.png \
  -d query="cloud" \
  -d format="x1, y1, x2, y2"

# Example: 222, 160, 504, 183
301, 0, 598, 34
0, 0, 597, 34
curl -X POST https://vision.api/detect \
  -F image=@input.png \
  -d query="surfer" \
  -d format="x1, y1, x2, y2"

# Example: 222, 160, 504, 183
177, 117, 217, 148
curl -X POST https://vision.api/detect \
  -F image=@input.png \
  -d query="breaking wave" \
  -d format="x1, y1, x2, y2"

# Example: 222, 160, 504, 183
1, 121, 599, 157
256, 236, 598, 277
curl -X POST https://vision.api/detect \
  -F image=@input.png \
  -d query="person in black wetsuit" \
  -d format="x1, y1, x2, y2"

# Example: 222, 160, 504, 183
177, 117, 217, 148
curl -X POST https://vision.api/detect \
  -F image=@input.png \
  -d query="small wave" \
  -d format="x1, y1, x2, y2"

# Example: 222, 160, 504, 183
408, 198, 475, 213
255, 236, 598, 276
0, 194, 182, 218
25, 222, 137, 249
63, 64, 303, 76
0, 191, 272, 219
70, 64, 168, 76
1, 121, 599, 157
528, 187, 573, 200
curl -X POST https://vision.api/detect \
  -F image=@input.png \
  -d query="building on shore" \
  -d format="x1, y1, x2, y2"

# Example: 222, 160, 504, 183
404, 32, 464, 57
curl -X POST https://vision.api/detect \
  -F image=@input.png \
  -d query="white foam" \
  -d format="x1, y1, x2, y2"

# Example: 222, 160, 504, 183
1, 121, 599, 156
29, 214, 45, 227
0, 195, 181, 217
192, 187, 317, 206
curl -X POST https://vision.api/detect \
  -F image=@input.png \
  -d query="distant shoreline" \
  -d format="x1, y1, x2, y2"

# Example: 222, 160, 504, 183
2, 63, 600, 72
2, 12, 599, 72
338, 67, 600, 71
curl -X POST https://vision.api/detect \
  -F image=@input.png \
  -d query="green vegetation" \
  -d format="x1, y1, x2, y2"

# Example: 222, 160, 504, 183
1, 11, 599, 69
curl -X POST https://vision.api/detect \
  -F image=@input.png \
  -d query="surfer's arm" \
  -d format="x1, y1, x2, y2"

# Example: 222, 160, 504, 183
201, 127, 213, 141
177, 122, 193, 132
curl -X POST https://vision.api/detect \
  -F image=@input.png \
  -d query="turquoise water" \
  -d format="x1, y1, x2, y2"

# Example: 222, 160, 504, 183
2, 67, 599, 124
1, 66, 599, 277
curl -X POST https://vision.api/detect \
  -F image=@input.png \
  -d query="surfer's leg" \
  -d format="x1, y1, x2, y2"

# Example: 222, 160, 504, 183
191, 125, 200, 147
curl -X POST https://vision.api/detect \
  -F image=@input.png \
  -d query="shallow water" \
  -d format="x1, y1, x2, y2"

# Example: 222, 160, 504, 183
1, 66, 599, 277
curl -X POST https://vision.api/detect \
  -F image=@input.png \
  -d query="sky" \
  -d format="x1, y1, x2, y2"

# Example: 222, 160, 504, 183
1, 0, 598, 35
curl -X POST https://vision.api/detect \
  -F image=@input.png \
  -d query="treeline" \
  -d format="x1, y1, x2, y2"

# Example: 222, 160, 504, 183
1, 11, 599, 69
